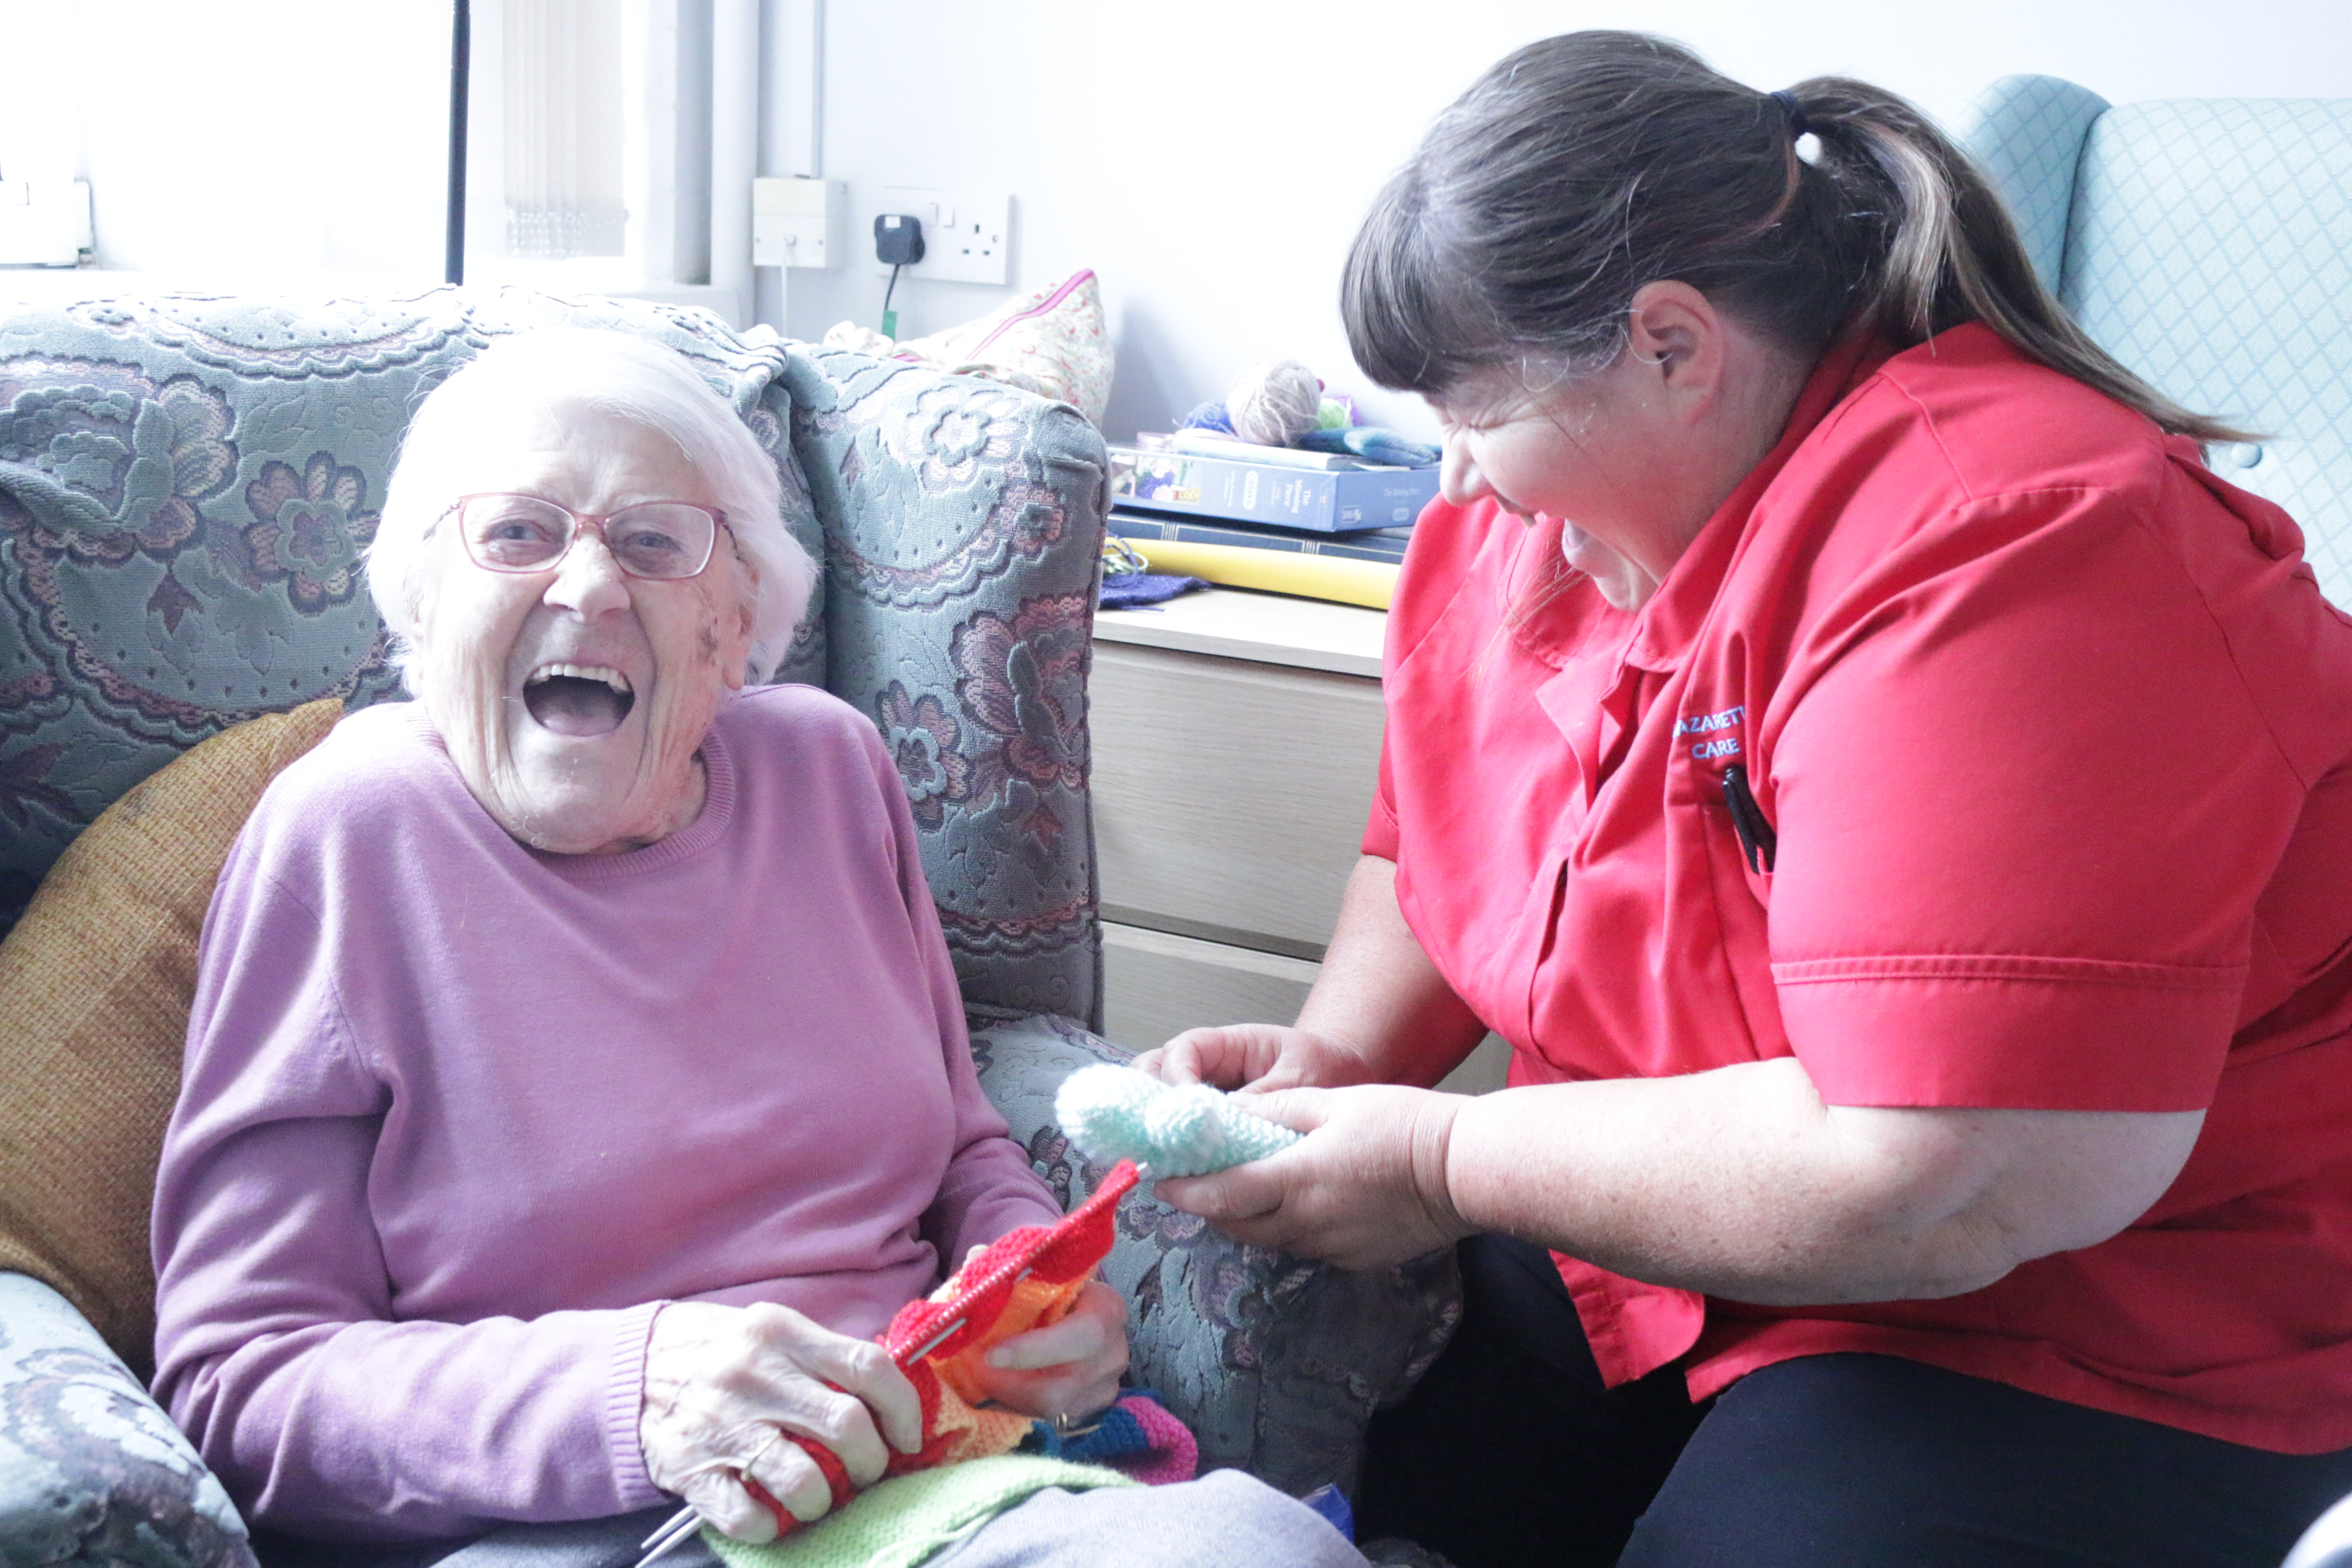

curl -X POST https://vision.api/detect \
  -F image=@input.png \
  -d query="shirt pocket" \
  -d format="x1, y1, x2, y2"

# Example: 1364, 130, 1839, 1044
1680, 741, 1793, 1061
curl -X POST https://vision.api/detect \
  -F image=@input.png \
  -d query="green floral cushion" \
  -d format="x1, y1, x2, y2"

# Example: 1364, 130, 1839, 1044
973, 1014, 1461, 1497
0, 1270, 254, 1566
780, 347, 1105, 1023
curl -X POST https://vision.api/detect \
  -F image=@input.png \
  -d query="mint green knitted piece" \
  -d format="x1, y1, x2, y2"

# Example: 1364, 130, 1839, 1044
704, 1455, 1137, 1568
1054, 1064, 1304, 1178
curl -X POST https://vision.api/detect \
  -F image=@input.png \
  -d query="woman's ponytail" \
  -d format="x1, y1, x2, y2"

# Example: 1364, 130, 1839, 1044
1788, 78, 2250, 441
1345, 33, 2248, 443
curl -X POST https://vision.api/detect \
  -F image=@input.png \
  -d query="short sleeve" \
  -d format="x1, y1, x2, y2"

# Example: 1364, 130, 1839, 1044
1763, 481, 2302, 1111
1364, 496, 1507, 862
1363, 741, 1401, 860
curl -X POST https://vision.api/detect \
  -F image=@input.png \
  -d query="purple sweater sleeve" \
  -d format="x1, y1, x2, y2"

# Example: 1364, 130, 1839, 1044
152, 846, 667, 1541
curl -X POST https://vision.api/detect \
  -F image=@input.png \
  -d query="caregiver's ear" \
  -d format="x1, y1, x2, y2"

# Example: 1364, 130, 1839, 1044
1623, 279, 1729, 399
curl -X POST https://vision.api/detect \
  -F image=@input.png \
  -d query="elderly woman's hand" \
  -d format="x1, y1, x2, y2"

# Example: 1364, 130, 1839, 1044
639, 1301, 924, 1541
962, 1272, 1130, 1426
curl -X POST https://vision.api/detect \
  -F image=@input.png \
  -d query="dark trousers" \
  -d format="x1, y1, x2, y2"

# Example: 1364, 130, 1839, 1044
1355, 1234, 2352, 1568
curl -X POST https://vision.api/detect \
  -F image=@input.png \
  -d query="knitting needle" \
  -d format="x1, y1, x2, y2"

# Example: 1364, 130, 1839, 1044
629, 1309, 982, 1568
636, 1422, 804, 1568
634, 1507, 703, 1568
629, 1264, 1042, 1568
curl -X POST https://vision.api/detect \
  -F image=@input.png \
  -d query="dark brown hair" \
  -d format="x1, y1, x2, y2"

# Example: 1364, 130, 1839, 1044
1344, 31, 2246, 441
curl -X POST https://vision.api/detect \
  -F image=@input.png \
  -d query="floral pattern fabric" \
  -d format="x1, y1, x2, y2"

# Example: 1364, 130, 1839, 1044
0, 1271, 255, 1566
781, 345, 1106, 1023
973, 1015, 1462, 1498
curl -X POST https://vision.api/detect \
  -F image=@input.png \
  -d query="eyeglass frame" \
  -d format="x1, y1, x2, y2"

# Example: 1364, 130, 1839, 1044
435, 493, 735, 581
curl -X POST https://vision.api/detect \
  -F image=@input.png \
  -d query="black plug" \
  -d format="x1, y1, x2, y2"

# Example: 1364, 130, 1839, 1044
874, 214, 925, 337
874, 213, 925, 265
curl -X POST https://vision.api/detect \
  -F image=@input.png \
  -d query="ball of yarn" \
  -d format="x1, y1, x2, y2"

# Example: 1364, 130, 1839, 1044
1054, 1063, 1303, 1178
1224, 360, 1324, 448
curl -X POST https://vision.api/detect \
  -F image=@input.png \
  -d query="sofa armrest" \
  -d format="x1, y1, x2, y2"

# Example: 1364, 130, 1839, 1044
0, 1271, 255, 1567
779, 345, 1109, 1031
973, 1015, 1461, 1498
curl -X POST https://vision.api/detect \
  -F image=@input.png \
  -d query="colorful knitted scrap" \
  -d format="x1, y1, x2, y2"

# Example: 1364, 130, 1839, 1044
1022, 1391, 1198, 1487
736, 1161, 1142, 1539
1054, 1064, 1302, 1177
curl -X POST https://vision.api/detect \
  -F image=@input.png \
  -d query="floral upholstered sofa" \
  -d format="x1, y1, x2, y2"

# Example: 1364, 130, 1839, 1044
0, 287, 1456, 1566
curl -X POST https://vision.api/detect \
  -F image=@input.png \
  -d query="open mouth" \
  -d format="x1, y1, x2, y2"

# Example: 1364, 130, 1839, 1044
523, 663, 635, 737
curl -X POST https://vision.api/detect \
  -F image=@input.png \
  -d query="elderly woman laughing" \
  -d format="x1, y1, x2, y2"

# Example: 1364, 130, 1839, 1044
148, 331, 1359, 1568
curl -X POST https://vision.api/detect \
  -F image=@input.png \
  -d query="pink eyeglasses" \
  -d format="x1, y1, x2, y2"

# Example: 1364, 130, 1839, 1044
439, 493, 729, 580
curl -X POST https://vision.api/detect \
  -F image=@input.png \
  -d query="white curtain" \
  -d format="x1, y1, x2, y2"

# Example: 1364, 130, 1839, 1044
504, 0, 627, 259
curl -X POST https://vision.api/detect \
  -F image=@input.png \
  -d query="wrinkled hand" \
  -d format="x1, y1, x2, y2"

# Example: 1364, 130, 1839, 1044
639, 1300, 923, 1542
1154, 1084, 1475, 1270
1133, 1024, 1376, 1094
961, 1271, 1130, 1424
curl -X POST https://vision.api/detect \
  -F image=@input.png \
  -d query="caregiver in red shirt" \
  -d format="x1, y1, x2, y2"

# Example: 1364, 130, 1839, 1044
1139, 31, 2352, 1568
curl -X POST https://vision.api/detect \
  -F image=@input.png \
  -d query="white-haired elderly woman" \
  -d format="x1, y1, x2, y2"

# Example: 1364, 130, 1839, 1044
148, 331, 1361, 1568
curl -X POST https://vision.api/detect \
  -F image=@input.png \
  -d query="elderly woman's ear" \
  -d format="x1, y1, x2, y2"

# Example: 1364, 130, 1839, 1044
726, 553, 762, 691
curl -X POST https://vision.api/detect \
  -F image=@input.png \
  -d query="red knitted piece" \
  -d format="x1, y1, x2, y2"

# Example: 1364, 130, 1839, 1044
747, 1160, 1138, 1536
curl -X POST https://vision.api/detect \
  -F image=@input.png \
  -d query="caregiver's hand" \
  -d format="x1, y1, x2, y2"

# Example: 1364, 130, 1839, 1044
966, 1277, 1131, 1423
1138, 857, 1494, 1096
1135, 1023, 1378, 1094
1154, 1083, 1476, 1270
640, 1300, 923, 1541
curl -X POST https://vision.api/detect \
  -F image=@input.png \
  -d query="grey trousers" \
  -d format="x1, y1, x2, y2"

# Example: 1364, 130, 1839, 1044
257, 1470, 1368, 1568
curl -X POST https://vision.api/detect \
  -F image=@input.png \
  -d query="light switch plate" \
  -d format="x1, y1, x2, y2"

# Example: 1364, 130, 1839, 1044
874, 187, 1011, 285
752, 177, 844, 268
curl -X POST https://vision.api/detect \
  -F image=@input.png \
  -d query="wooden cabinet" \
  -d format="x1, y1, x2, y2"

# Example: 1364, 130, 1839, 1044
1090, 588, 1509, 1094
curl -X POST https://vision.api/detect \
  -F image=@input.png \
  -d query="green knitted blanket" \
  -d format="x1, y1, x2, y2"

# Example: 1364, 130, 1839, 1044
704, 1455, 1139, 1568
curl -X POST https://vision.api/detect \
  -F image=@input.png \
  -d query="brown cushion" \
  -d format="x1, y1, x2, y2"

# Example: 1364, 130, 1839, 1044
0, 699, 343, 1375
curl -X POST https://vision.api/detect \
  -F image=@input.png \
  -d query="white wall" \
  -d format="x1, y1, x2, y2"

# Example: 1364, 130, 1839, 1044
12, 0, 2352, 436
778, 0, 2352, 443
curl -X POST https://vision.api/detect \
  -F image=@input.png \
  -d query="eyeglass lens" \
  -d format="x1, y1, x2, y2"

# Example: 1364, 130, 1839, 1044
458, 496, 715, 579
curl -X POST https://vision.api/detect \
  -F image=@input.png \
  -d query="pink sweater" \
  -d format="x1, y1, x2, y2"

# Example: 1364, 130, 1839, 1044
150, 688, 1061, 1542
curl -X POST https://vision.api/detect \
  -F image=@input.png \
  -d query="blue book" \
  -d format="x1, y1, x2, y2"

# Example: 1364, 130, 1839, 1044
1109, 444, 1438, 533
1109, 511, 1413, 566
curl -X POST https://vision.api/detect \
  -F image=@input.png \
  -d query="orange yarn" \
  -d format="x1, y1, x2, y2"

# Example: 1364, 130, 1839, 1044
743, 1161, 1138, 1535
929, 1270, 1092, 1411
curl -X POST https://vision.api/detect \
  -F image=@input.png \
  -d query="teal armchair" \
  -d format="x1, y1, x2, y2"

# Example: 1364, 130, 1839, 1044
0, 288, 1455, 1566
1962, 76, 2352, 607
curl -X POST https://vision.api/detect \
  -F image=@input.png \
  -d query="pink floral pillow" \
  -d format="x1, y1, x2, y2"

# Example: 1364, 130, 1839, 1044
825, 269, 1112, 428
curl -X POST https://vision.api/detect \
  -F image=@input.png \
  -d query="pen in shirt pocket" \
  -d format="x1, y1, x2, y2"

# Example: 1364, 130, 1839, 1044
1722, 763, 1777, 875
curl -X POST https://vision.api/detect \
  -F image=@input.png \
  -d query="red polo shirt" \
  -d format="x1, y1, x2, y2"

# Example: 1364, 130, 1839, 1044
1368, 325, 2352, 1451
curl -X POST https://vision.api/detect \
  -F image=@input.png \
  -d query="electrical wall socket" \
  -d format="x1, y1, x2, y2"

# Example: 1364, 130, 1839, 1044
752, 177, 845, 269
0, 180, 92, 267
873, 187, 1010, 285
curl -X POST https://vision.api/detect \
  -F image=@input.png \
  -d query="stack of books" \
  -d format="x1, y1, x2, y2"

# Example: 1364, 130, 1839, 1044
1103, 430, 1438, 610
1109, 441, 1439, 535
